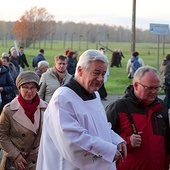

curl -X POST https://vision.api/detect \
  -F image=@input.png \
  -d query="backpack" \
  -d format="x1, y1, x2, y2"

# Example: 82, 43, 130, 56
163, 64, 170, 86
130, 59, 141, 78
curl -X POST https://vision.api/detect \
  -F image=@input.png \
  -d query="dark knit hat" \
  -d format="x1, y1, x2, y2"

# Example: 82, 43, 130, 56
16, 71, 40, 89
39, 49, 44, 53
132, 51, 139, 57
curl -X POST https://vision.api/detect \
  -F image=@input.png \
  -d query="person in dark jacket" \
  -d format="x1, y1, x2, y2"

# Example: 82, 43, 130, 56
0, 59, 15, 113
9, 49, 21, 75
1, 53, 19, 96
160, 53, 170, 109
18, 46, 30, 70
98, 48, 108, 100
32, 49, 45, 68
106, 66, 170, 170
66, 51, 77, 75
1, 53, 18, 82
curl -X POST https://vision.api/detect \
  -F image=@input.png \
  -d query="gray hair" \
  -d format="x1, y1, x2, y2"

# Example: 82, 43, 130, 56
133, 65, 159, 82
75, 49, 108, 76
38, 60, 49, 70
1, 52, 9, 58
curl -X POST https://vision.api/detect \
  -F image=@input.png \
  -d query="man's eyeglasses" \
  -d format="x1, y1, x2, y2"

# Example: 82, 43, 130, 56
137, 82, 162, 91
21, 86, 37, 91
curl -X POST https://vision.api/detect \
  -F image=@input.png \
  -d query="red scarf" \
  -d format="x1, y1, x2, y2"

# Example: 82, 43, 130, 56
18, 93, 40, 123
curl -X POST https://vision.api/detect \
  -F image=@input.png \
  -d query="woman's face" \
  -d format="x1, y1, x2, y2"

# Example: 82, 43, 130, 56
19, 82, 38, 103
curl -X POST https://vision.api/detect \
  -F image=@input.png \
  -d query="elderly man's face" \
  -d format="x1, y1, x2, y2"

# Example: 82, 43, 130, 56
78, 61, 107, 94
134, 71, 160, 105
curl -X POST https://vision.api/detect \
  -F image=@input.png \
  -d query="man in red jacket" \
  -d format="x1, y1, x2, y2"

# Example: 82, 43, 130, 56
106, 66, 170, 170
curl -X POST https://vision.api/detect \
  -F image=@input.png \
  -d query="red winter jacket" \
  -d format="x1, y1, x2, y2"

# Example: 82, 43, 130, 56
106, 85, 170, 170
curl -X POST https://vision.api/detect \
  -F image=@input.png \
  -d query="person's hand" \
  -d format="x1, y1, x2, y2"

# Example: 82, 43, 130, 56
113, 150, 123, 162
117, 142, 127, 159
130, 131, 143, 148
0, 87, 3, 92
14, 153, 27, 170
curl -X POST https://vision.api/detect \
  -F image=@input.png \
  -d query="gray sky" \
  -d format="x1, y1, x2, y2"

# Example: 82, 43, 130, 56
0, 0, 169, 30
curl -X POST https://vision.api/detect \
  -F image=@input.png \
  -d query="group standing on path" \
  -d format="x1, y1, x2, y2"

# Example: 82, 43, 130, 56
0, 46, 170, 170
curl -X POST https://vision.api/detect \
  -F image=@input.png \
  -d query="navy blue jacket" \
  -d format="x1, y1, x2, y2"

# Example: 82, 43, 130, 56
32, 54, 45, 68
0, 66, 15, 113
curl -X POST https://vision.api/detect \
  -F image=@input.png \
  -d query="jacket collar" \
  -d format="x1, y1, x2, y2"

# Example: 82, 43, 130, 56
9, 96, 46, 133
10, 96, 47, 110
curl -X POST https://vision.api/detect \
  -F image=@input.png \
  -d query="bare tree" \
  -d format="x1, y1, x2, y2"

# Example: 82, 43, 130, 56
12, 6, 56, 47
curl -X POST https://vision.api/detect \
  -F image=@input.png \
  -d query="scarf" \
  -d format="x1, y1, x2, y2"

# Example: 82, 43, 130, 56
18, 93, 40, 123
53, 67, 67, 85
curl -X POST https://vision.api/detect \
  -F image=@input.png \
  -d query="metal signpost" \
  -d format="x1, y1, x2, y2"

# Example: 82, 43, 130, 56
150, 23, 169, 71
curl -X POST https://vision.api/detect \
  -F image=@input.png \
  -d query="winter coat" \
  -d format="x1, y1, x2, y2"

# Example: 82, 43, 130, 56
19, 52, 29, 68
9, 56, 20, 74
32, 54, 45, 68
5, 63, 18, 82
67, 57, 77, 75
160, 59, 170, 89
38, 68, 72, 103
0, 97, 47, 170
0, 66, 15, 113
106, 85, 170, 170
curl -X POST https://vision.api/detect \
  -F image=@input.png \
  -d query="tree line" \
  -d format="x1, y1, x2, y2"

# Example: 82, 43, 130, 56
0, 7, 170, 48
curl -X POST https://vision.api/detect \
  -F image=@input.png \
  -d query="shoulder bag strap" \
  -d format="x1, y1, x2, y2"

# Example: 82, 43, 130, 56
122, 99, 138, 134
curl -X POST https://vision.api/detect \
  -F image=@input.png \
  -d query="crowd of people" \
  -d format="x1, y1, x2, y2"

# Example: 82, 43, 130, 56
0, 46, 169, 170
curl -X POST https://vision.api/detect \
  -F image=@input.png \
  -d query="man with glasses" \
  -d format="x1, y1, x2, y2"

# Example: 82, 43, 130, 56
106, 66, 170, 170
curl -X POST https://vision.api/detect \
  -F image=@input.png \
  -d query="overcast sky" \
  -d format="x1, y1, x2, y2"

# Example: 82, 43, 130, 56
0, 0, 169, 30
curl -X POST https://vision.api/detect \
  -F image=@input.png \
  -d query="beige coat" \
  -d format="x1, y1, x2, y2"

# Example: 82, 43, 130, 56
0, 96, 47, 170
38, 68, 72, 103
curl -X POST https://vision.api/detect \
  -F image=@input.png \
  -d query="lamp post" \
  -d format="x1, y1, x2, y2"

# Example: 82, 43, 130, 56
106, 33, 109, 50
96, 32, 100, 50
5, 33, 8, 47
63, 32, 67, 50
2, 34, 5, 47
51, 32, 55, 50
131, 0, 136, 52
79, 35, 83, 50
86, 31, 90, 50
71, 32, 75, 50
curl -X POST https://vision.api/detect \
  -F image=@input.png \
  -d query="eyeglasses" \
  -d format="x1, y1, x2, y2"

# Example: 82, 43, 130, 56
137, 82, 162, 91
21, 86, 37, 91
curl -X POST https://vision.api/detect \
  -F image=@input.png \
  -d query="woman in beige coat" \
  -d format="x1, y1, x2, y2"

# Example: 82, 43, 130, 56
0, 71, 47, 170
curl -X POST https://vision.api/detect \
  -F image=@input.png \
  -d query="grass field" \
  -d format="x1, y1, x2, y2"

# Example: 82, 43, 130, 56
1, 40, 170, 95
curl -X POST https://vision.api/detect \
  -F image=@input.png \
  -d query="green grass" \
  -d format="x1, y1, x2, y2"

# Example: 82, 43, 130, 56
0, 41, 168, 95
